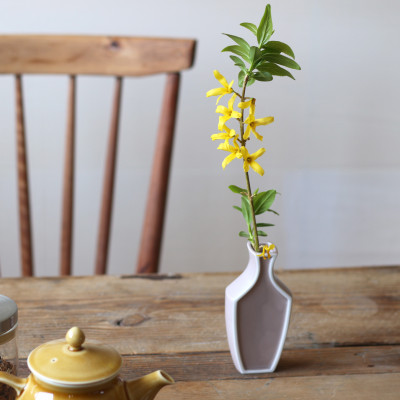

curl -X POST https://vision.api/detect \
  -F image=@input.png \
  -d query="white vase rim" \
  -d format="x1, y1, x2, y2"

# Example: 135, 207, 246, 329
246, 240, 278, 257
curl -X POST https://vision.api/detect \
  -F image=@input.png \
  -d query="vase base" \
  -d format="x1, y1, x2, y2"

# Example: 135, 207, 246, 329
235, 367, 276, 374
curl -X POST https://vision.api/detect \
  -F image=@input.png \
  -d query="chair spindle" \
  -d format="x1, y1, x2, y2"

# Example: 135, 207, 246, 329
15, 74, 34, 277
60, 75, 76, 275
95, 76, 123, 274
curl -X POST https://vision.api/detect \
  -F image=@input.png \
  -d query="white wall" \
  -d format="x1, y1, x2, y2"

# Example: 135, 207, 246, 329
0, 0, 399, 276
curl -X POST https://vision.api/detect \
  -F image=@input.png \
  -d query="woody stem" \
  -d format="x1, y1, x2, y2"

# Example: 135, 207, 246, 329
240, 75, 259, 252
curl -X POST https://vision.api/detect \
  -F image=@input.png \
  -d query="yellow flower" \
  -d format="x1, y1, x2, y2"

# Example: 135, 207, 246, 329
216, 94, 242, 131
211, 125, 237, 142
258, 244, 276, 260
238, 98, 256, 115
206, 70, 234, 104
240, 146, 265, 176
244, 115, 274, 141
217, 140, 241, 170
238, 98, 273, 141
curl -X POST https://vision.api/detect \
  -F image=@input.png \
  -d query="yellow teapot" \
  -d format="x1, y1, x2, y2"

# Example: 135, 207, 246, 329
0, 327, 173, 400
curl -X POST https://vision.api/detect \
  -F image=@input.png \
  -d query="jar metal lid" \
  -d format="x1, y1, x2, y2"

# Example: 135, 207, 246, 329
0, 295, 18, 336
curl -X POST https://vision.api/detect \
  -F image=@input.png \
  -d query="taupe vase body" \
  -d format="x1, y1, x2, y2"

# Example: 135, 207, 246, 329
225, 242, 292, 374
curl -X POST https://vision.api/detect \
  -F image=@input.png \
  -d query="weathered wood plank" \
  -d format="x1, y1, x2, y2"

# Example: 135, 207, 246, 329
16, 363, 399, 400
284, 266, 400, 349
17, 345, 400, 382
0, 35, 196, 76
0, 267, 398, 357
122, 346, 400, 382
155, 373, 400, 400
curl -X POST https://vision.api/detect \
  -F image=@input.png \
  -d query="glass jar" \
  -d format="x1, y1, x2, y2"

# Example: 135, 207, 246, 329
0, 295, 18, 400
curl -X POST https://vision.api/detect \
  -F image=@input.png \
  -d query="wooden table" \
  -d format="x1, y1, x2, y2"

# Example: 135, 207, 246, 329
0, 267, 399, 399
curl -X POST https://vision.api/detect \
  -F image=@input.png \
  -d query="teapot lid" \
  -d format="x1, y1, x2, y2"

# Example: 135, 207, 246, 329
28, 327, 122, 388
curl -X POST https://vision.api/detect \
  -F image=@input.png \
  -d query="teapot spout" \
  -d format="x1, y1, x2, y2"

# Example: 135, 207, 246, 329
125, 370, 174, 400
0, 372, 27, 396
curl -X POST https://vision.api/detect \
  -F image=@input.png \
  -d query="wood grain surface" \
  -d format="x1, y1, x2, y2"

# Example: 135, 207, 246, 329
1, 267, 398, 399
0, 35, 195, 76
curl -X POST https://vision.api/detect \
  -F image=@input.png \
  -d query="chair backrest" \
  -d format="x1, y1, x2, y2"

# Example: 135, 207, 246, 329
0, 35, 196, 276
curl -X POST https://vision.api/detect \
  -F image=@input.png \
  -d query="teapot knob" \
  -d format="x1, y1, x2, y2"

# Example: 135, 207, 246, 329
66, 327, 85, 351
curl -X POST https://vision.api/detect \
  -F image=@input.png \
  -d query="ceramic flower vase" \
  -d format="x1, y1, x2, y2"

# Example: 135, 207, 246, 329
225, 241, 292, 374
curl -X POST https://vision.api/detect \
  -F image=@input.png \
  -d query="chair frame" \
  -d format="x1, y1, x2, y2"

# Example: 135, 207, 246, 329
0, 35, 196, 276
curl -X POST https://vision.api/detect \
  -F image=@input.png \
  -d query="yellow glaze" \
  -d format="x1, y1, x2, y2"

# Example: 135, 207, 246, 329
0, 328, 174, 400
28, 327, 121, 385
18, 376, 127, 400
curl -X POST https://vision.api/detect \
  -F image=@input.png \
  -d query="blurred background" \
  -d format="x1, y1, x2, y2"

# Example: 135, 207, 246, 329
0, 0, 399, 276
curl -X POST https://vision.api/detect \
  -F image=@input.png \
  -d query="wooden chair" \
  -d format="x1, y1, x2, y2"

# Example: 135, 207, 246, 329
0, 35, 196, 276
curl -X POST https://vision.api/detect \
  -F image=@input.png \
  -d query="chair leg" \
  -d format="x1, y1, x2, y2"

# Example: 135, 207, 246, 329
136, 72, 180, 274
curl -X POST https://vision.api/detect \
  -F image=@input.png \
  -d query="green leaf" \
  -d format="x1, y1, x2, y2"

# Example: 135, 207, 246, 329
253, 71, 273, 82
238, 70, 245, 87
253, 48, 264, 68
233, 206, 242, 212
241, 194, 250, 205
257, 230, 268, 237
239, 231, 250, 238
223, 33, 250, 52
241, 196, 252, 226
229, 185, 247, 194
262, 41, 295, 59
257, 62, 295, 80
261, 53, 301, 70
230, 55, 247, 70
230, 56, 248, 73
256, 222, 274, 227
222, 45, 250, 63
268, 209, 279, 216
249, 46, 263, 71
257, 4, 273, 46
240, 22, 257, 36
249, 46, 256, 65
247, 77, 256, 86
253, 190, 276, 215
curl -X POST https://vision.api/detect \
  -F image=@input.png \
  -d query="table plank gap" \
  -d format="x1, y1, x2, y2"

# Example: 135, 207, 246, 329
17, 345, 400, 382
